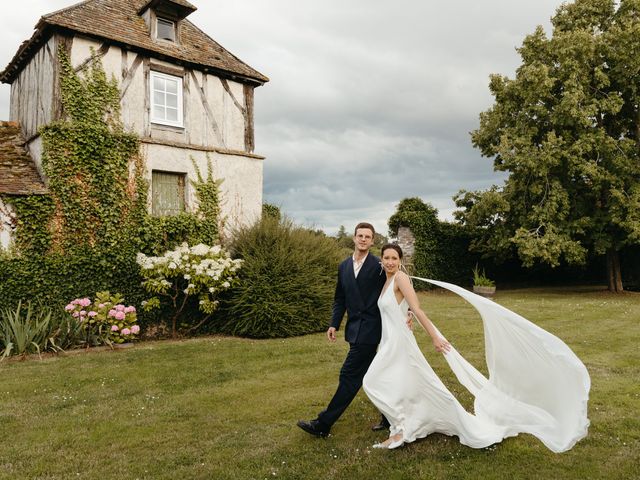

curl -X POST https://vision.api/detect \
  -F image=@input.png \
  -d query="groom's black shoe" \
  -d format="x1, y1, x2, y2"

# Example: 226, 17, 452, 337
297, 419, 329, 438
371, 416, 390, 432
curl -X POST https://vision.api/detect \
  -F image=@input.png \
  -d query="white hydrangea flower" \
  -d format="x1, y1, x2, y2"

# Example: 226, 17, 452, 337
191, 243, 210, 256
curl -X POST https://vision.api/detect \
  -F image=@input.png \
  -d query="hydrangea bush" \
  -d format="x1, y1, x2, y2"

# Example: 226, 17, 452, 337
65, 291, 140, 345
136, 243, 242, 337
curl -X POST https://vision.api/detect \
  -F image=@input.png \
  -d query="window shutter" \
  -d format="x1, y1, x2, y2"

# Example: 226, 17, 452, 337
152, 171, 185, 216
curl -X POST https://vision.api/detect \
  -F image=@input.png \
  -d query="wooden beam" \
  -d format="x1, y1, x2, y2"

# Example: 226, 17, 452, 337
140, 136, 265, 160
188, 70, 225, 147
74, 42, 110, 72
143, 57, 151, 137
119, 53, 144, 100
149, 62, 185, 77
243, 85, 255, 153
220, 78, 245, 113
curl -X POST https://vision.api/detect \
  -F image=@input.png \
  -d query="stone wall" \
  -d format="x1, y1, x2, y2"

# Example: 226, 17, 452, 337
396, 226, 415, 273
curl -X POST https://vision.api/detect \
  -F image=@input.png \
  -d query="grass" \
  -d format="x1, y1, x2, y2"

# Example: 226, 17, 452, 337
0, 286, 638, 480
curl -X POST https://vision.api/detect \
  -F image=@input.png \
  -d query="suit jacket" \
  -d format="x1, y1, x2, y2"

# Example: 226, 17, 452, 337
330, 253, 386, 345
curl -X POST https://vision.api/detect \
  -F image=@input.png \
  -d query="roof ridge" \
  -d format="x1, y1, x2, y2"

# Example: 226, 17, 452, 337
42, 0, 96, 20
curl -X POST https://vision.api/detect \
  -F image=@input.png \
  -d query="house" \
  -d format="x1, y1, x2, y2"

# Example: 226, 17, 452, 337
0, 0, 268, 249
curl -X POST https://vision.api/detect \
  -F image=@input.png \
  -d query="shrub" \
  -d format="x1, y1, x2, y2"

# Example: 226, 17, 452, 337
216, 217, 343, 338
137, 243, 241, 337
64, 292, 140, 345
0, 302, 56, 358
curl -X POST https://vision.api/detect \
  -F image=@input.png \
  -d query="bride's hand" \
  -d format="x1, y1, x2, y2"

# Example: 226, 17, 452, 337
433, 337, 451, 353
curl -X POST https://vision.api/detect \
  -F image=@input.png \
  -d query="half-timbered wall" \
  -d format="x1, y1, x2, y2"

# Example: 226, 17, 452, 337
9, 37, 57, 141
68, 35, 250, 151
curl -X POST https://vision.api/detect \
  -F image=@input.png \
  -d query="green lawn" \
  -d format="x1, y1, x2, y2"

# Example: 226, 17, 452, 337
0, 286, 638, 480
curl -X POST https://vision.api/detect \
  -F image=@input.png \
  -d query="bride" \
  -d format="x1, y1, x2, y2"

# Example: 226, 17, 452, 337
362, 243, 590, 451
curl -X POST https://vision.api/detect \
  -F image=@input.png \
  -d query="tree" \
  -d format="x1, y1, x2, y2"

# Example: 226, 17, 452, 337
457, 0, 640, 292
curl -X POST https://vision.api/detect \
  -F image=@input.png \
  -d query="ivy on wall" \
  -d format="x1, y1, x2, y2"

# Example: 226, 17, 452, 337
0, 48, 223, 314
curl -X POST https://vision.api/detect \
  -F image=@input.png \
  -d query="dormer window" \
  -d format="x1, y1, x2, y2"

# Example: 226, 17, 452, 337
156, 17, 176, 42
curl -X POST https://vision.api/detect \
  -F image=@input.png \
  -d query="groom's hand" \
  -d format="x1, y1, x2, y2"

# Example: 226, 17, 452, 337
327, 327, 337, 342
406, 311, 414, 331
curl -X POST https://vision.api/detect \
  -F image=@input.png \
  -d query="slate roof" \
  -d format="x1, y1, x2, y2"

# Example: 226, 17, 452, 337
0, 122, 47, 195
0, 0, 268, 85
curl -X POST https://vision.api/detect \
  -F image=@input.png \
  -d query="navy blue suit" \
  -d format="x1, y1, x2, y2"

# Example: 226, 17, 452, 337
317, 253, 386, 428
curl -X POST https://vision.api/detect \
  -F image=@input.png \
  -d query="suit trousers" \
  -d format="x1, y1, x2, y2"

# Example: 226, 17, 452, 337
317, 342, 378, 428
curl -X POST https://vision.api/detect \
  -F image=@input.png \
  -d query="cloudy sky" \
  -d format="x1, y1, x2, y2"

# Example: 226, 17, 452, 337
0, 0, 566, 236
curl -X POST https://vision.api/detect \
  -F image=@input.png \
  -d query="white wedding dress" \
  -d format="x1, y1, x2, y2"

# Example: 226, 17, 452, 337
362, 275, 590, 452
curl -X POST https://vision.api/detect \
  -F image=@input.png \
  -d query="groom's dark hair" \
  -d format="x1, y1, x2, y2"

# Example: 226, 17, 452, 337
354, 222, 375, 235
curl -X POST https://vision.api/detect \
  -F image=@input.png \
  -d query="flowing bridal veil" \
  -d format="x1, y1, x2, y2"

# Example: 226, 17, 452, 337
412, 277, 590, 453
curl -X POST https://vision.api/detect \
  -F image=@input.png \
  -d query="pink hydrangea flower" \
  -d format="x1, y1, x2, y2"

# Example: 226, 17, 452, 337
108, 309, 117, 318
79, 310, 87, 316
115, 311, 126, 320
111, 325, 119, 332
79, 298, 91, 307
72, 312, 80, 318
65, 304, 75, 311
124, 306, 136, 313
88, 311, 98, 317
121, 328, 131, 335
131, 325, 140, 334
115, 304, 126, 312
98, 303, 105, 309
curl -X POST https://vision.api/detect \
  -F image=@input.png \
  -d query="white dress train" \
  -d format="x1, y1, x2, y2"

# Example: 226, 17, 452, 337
362, 276, 590, 452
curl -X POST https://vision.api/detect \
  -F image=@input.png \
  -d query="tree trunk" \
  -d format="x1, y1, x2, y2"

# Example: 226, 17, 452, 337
606, 248, 624, 293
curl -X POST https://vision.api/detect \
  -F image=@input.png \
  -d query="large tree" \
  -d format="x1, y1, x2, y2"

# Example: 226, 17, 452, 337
456, 0, 640, 292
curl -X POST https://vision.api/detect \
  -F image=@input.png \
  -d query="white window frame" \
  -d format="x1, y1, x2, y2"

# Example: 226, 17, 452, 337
150, 71, 184, 128
156, 17, 176, 42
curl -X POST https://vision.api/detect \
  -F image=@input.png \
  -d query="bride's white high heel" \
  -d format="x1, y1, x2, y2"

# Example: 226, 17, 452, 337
387, 438, 404, 449
372, 435, 404, 449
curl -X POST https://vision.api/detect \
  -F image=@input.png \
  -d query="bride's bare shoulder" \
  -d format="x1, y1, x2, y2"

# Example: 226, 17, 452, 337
395, 271, 411, 285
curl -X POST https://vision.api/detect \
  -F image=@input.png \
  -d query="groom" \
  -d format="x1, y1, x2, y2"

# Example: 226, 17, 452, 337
297, 222, 389, 437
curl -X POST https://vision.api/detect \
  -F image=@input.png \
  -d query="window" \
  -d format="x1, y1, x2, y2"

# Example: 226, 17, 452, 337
150, 71, 183, 127
156, 17, 176, 42
152, 171, 186, 216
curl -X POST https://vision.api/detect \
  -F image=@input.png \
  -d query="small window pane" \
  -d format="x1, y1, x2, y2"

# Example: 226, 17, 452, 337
157, 18, 176, 42
153, 77, 164, 91
165, 80, 178, 95
153, 105, 165, 119
166, 93, 178, 108
153, 91, 165, 106
166, 108, 178, 122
